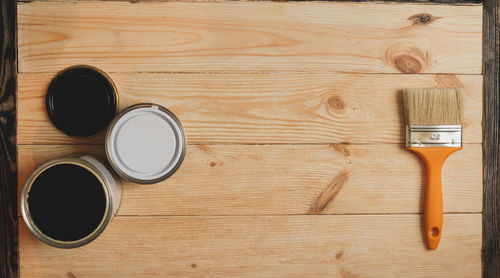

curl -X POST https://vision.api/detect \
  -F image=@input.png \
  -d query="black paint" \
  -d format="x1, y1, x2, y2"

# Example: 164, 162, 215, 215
46, 66, 117, 137
27, 164, 106, 242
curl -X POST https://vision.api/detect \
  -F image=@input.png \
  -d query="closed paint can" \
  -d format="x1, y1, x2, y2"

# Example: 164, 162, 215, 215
20, 154, 121, 248
105, 103, 186, 184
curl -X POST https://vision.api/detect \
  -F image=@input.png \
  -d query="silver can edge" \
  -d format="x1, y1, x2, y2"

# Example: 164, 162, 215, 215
20, 154, 122, 248
105, 103, 187, 184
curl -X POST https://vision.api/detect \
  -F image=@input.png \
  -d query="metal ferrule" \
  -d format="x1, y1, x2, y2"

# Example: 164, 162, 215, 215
406, 125, 462, 148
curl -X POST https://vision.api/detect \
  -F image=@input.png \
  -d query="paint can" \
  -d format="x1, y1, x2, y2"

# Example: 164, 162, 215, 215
105, 103, 186, 184
20, 154, 121, 248
46, 65, 118, 137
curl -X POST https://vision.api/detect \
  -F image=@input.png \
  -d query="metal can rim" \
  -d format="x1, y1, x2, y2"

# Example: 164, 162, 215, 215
45, 64, 119, 138
20, 156, 115, 248
105, 103, 187, 184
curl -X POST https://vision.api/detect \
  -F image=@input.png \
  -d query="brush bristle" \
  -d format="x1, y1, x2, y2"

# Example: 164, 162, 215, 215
403, 88, 463, 126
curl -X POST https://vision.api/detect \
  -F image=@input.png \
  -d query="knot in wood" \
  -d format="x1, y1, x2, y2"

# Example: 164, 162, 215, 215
327, 96, 346, 110
209, 159, 223, 168
386, 43, 427, 74
393, 55, 422, 74
408, 13, 440, 25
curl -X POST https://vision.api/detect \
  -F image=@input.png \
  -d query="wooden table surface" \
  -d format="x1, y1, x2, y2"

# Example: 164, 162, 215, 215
3, 0, 494, 277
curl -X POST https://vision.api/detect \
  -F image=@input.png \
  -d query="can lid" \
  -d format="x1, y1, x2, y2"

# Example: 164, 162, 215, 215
106, 103, 186, 184
46, 65, 118, 137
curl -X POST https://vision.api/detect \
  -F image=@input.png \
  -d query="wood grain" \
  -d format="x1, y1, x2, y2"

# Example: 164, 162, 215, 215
0, 0, 18, 277
17, 2, 482, 74
482, 0, 500, 276
14, 1, 486, 277
18, 144, 482, 216
19, 214, 481, 278
18, 73, 482, 145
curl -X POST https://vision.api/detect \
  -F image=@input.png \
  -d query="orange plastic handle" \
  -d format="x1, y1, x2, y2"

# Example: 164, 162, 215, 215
407, 147, 461, 250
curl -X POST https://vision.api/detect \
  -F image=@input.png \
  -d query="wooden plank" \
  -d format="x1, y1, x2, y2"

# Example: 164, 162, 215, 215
18, 73, 483, 145
18, 144, 482, 216
0, 0, 18, 277
482, 0, 500, 277
17, 2, 482, 74
19, 214, 481, 278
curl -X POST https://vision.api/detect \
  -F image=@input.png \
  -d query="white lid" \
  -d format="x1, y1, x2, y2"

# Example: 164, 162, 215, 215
106, 104, 186, 184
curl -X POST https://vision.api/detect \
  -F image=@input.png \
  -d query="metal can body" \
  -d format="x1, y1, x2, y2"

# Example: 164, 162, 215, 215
46, 65, 119, 137
105, 103, 187, 184
20, 154, 122, 248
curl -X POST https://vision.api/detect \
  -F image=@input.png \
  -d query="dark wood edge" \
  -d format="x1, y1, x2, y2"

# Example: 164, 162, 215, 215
0, 0, 18, 277
3, 0, 497, 277
483, 0, 500, 277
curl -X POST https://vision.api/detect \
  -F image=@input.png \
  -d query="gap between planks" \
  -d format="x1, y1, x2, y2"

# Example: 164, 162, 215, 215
14, 71, 486, 75
15, 212, 481, 218
28, 212, 486, 217
17, 143, 483, 145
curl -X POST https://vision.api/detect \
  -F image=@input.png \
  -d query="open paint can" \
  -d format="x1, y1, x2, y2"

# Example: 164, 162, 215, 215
105, 103, 186, 184
46, 65, 118, 137
20, 154, 121, 248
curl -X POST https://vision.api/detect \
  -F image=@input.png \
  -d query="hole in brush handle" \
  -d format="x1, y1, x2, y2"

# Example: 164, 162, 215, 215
430, 227, 440, 238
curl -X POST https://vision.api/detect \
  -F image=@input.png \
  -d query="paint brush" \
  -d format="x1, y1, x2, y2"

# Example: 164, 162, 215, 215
403, 88, 463, 250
